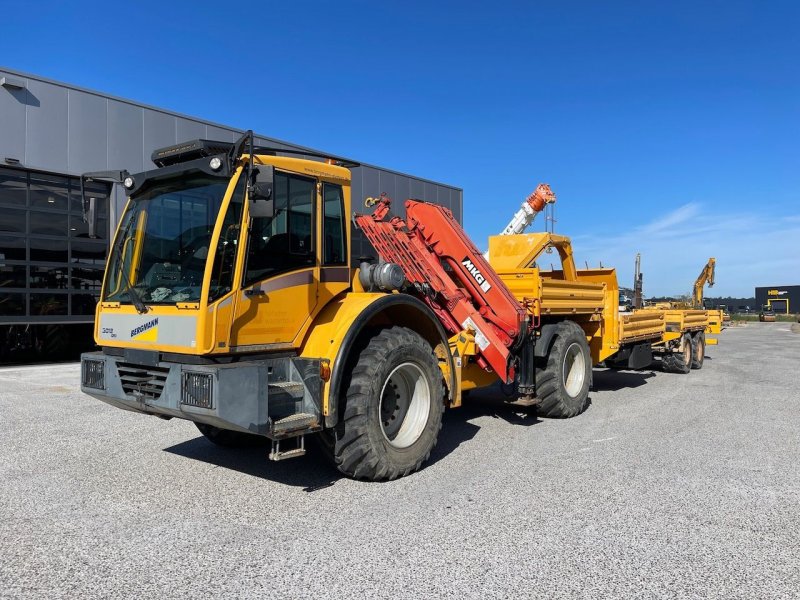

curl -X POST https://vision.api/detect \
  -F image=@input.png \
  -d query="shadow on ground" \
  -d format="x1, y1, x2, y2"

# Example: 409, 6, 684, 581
163, 435, 342, 492
163, 384, 543, 488
592, 368, 657, 391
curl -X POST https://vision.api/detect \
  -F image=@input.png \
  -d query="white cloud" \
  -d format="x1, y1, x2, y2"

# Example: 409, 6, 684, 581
639, 203, 701, 235
573, 203, 800, 297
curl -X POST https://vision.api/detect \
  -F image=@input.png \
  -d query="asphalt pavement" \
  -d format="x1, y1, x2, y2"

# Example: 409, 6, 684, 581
1, 322, 798, 599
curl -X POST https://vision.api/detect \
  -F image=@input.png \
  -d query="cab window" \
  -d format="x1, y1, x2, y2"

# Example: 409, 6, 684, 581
243, 172, 316, 286
322, 183, 346, 265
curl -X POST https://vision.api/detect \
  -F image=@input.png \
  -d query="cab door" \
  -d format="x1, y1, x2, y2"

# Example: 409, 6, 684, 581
230, 171, 318, 350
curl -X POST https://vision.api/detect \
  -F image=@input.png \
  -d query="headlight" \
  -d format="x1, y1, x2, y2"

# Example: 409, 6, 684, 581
123, 176, 135, 189
209, 157, 223, 171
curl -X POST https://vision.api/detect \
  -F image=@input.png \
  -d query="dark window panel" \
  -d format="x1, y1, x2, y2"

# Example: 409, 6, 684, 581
71, 293, 99, 316
30, 293, 68, 316
0, 265, 26, 288
0, 208, 26, 233
30, 237, 69, 263
30, 211, 68, 237
0, 292, 26, 316
70, 240, 107, 266
30, 265, 69, 289
0, 235, 26, 261
29, 176, 69, 210
0, 169, 27, 207
70, 267, 104, 291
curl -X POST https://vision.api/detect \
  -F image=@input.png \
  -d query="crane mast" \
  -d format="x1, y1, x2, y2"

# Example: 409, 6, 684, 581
499, 184, 556, 235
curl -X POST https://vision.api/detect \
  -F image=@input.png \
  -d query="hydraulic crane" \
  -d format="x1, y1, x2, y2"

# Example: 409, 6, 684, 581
356, 195, 530, 385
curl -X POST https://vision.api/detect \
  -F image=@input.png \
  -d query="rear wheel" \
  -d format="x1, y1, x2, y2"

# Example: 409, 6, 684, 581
535, 321, 592, 418
323, 326, 444, 480
691, 331, 705, 370
662, 333, 691, 374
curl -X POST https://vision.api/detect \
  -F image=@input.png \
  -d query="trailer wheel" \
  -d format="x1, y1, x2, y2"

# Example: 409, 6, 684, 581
535, 320, 592, 418
691, 331, 705, 370
195, 422, 266, 447
325, 326, 444, 480
662, 333, 691, 374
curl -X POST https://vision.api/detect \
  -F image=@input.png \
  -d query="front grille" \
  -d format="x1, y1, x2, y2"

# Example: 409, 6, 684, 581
82, 359, 105, 390
181, 371, 214, 409
117, 362, 169, 400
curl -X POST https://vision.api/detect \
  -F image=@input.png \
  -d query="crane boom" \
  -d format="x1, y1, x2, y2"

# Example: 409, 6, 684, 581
692, 257, 716, 308
356, 196, 529, 383
499, 184, 556, 235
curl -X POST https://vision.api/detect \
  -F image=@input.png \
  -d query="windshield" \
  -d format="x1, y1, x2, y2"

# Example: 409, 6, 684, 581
104, 174, 243, 305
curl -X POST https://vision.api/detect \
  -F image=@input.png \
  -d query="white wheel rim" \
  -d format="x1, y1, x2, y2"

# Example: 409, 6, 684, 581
562, 342, 586, 398
379, 362, 431, 449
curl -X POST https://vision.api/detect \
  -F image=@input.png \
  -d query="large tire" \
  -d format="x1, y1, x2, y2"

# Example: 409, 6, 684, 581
323, 326, 444, 481
195, 422, 267, 448
535, 321, 592, 418
691, 331, 705, 370
662, 333, 691, 374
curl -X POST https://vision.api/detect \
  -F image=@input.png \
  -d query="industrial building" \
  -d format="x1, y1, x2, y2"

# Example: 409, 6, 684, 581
755, 285, 800, 314
0, 67, 462, 359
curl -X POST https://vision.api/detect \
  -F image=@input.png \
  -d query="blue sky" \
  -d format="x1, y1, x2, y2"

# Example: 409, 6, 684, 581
2, 0, 798, 296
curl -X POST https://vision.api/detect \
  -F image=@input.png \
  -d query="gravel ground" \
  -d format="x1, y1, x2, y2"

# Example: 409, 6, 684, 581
1, 323, 798, 599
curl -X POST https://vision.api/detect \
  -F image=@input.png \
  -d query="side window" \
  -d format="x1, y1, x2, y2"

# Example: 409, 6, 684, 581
322, 183, 346, 265
208, 176, 245, 301
244, 172, 316, 286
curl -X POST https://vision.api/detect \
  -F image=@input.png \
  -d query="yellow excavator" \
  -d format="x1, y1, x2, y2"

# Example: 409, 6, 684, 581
692, 258, 715, 308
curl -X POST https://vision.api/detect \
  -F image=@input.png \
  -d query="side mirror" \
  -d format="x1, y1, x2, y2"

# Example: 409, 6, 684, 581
248, 165, 274, 219
86, 196, 98, 239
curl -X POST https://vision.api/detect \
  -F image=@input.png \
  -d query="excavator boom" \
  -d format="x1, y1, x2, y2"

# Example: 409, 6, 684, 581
692, 257, 716, 308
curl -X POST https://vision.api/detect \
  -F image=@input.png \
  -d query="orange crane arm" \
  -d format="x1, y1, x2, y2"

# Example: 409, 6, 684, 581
356, 196, 529, 383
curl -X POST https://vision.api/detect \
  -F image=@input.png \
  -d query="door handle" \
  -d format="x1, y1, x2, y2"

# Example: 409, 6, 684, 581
245, 288, 266, 297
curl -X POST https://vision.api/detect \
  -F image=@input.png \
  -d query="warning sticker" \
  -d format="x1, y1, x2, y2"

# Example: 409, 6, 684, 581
461, 316, 490, 351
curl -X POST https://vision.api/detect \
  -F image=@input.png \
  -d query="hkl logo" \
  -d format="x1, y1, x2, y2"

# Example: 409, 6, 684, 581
461, 258, 492, 293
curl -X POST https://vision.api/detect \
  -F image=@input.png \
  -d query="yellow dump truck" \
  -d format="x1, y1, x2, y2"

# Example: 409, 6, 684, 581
79, 134, 718, 481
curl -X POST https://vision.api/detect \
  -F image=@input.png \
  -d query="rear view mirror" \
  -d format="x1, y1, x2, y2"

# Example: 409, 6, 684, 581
248, 165, 274, 219
80, 170, 126, 239
86, 196, 98, 238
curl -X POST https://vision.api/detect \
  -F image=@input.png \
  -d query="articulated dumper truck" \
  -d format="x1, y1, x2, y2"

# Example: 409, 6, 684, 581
80, 133, 718, 480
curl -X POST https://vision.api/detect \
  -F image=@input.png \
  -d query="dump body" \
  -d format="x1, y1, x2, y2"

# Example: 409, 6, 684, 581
487, 234, 666, 366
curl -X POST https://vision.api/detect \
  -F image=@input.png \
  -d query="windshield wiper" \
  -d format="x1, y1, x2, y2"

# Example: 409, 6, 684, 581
112, 220, 149, 315
119, 258, 149, 314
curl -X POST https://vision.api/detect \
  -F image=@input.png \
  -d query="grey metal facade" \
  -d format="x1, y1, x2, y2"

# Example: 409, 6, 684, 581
0, 67, 462, 325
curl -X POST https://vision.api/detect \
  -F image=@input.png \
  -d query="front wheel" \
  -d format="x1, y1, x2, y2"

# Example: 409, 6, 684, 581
324, 326, 445, 481
535, 321, 593, 418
